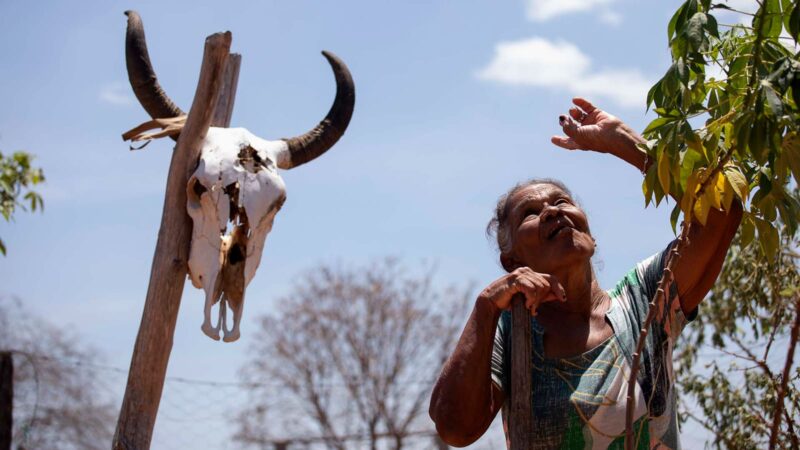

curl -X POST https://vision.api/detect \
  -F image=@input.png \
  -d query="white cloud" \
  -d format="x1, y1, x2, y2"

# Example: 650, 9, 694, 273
99, 81, 133, 106
476, 37, 653, 109
599, 10, 623, 26
526, 0, 619, 22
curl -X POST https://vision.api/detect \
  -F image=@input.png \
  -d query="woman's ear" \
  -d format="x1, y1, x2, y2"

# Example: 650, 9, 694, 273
500, 253, 518, 272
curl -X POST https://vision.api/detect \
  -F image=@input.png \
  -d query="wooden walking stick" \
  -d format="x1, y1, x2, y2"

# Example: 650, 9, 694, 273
509, 293, 532, 449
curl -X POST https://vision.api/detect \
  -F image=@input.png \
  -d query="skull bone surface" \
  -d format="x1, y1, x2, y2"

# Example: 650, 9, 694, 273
123, 11, 355, 342
187, 128, 288, 342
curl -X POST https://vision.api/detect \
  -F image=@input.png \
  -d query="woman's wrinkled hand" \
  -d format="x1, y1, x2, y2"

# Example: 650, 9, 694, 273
550, 97, 640, 155
478, 267, 566, 316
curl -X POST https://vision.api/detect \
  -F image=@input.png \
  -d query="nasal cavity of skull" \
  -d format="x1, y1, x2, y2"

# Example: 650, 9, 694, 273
237, 145, 267, 173
228, 242, 246, 265
191, 179, 208, 199
222, 182, 251, 236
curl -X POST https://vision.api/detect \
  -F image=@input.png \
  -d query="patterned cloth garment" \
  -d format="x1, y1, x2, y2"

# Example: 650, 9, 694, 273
491, 243, 695, 450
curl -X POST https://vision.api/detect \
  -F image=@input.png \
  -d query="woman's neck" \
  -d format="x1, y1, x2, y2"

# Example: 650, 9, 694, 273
539, 260, 607, 319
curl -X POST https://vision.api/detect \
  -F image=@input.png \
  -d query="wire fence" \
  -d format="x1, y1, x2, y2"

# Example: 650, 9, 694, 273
5, 352, 507, 450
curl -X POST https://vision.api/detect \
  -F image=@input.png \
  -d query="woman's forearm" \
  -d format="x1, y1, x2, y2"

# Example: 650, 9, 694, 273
429, 297, 504, 446
608, 125, 650, 173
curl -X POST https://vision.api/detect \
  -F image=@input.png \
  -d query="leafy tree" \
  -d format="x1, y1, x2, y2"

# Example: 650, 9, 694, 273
629, 0, 800, 447
0, 297, 115, 449
675, 197, 800, 449
0, 150, 44, 255
235, 259, 471, 450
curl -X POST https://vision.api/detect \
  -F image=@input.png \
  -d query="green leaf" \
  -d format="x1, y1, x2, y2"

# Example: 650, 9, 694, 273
643, 117, 676, 134
740, 214, 756, 248
705, 12, 720, 38
687, 12, 708, 50
681, 148, 703, 187
0, 238, 5, 256
670, 203, 682, 234
762, 83, 784, 117
664, 63, 681, 96
754, 0, 784, 38
793, 77, 800, 112
749, 119, 767, 164
643, 166, 657, 207
755, 218, 779, 258
676, 58, 689, 86
647, 81, 663, 110
669, 2, 687, 40
790, 2, 800, 42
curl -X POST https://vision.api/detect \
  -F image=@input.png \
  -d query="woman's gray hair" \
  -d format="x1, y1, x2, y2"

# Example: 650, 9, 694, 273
486, 178, 574, 256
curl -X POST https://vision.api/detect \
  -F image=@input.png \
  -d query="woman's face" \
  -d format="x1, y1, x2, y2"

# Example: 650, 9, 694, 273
502, 183, 595, 273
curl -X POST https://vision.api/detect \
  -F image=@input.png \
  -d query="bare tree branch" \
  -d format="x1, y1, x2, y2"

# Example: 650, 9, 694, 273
235, 259, 471, 450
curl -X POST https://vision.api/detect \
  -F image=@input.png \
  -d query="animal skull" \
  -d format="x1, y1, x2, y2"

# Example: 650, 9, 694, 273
124, 11, 355, 341
187, 128, 288, 341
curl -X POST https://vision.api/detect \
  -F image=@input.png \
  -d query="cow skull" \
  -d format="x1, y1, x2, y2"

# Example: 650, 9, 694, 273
124, 11, 355, 341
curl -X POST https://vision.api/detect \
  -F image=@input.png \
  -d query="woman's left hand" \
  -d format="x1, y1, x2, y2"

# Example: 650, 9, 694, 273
550, 97, 643, 155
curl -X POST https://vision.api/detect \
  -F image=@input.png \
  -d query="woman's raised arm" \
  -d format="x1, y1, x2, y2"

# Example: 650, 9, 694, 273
550, 97, 742, 314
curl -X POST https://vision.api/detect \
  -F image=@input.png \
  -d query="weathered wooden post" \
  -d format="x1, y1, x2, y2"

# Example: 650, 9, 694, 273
509, 293, 532, 449
0, 351, 12, 450
112, 28, 235, 450
113, 7, 353, 447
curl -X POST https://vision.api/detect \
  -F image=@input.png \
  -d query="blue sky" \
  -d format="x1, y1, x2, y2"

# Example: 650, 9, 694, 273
0, 0, 727, 447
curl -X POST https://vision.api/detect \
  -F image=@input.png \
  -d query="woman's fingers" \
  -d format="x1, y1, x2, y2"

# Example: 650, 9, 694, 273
569, 107, 585, 122
512, 272, 566, 316
550, 135, 580, 150
542, 273, 567, 302
573, 97, 596, 114
481, 269, 567, 313
558, 115, 580, 137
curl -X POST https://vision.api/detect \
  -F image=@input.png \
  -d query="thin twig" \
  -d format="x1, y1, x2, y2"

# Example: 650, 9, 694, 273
624, 224, 689, 449
624, 146, 733, 449
763, 275, 785, 361
768, 296, 800, 450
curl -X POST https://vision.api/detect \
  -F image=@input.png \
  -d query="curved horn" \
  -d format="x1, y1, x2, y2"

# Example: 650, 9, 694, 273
124, 10, 184, 121
280, 51, 355, 169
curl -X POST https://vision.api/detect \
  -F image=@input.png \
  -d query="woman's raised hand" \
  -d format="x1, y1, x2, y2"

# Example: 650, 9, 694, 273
479, 267, 566, 316
550, 97, 639, 155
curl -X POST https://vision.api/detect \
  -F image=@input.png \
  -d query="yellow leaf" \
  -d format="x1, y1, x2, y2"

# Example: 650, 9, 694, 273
724, 167, 749, 200
783, 132, 800, 182
721, 175, 734, 211
706, 173, 722, 209
682, 172, 699, 215
694, 193, 711, 225
658, 151, 671, 196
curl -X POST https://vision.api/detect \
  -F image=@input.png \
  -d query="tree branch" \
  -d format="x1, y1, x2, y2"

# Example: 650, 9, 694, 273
768, 296, 800, 450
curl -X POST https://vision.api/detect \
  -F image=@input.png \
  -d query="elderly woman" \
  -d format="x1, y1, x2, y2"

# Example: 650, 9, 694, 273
429, 98, 742, 449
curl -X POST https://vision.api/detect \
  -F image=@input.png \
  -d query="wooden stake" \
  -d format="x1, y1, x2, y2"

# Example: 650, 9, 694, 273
212, 53, 241, 127
0, 352, 11, 450
113, 31, 232, 450
509, 293, 532, 450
